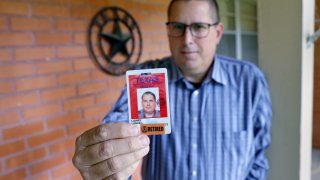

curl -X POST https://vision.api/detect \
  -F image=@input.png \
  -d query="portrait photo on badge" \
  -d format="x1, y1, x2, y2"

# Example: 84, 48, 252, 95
137, 88, 160, 119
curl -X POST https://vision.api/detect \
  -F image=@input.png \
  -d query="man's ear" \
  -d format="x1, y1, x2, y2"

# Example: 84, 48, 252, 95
215, 22, 224, 45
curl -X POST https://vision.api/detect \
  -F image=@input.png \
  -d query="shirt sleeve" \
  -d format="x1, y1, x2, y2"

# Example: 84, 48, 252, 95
246, 71, 272, 180
102, 87, 129, 124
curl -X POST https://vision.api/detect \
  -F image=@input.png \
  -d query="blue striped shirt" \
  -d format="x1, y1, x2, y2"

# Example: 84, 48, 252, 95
103, 55, 272, 180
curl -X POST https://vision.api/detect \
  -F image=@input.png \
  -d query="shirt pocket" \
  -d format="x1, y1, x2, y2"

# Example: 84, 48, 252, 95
221, 131, 249, 170
221, 131, 248, 154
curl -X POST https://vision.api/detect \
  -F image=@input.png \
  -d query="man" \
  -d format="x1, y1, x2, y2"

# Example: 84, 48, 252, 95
138, 91, 160, 118
73, 0, 272, 179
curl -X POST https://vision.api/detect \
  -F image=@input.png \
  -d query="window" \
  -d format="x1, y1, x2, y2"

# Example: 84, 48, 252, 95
217, 0, 258, 65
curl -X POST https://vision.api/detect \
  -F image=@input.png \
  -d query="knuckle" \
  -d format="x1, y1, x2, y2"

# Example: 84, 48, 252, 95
144, 146, 150, 155
134, 146, 149, 159
118, 125, 127, 137
75, 135, 82, 148
127, 138, 135, 151
72, 155, 89, 174
72, 154, 80, 168
106, 157, 120, 172
75, 135, 80, 145
100, 141, 114, 157
95, 126, 108, 140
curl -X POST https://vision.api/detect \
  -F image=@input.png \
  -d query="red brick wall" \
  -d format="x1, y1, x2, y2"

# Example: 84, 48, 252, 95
0, 0, 170, 179
314, 0, 320, 148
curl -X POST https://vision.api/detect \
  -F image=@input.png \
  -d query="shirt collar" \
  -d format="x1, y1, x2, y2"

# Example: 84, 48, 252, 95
168, 55, 228, 86
168, 58, 184, 83
211, 55, 228, 85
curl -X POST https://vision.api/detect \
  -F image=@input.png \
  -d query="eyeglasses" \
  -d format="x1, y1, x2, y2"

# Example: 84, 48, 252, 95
166, 22, 219, 38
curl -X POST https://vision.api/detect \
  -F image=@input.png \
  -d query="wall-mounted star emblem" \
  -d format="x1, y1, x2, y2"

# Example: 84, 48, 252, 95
101, 20, 132, 58
88, 7, 142, 76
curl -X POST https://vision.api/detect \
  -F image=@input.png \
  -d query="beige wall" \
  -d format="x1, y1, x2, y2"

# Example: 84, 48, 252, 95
259, 0, 314, 179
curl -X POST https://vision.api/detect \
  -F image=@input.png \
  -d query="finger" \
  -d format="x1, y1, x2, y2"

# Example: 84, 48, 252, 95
77, 135, 149, 166
103, 161, 140, 180
89, 146, 149, 178
75, 123, 140, 151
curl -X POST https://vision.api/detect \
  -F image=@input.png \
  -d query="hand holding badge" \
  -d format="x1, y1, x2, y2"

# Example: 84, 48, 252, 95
126, 68, 171, 135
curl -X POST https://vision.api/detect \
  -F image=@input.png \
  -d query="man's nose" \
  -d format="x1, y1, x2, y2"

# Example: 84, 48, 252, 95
183, 27, 194, 44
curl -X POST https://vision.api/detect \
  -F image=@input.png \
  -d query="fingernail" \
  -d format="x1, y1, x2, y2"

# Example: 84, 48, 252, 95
130, 126, 139, 136
139, 135, 149, 146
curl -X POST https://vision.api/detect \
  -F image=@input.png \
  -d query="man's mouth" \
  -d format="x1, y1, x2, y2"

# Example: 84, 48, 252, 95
181, 51, 194, 54
181, 50, 196, 54
180, 48, 197, 54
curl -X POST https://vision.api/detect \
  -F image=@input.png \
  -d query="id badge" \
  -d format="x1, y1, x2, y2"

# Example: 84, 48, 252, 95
126, 68, 171, 135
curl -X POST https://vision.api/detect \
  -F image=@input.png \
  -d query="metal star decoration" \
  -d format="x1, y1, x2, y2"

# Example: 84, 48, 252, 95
101, 20, 132, 58
88, 6, 142, 76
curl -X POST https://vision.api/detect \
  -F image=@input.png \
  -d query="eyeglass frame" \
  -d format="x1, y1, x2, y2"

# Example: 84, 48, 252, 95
166, 21, 220, 38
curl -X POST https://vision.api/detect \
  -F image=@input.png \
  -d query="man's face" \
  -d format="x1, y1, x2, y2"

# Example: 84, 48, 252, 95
167, 1, 224, 81
141, 94, 156, 114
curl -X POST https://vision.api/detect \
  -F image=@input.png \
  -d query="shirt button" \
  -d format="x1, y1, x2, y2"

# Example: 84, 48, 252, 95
192, 143, 197, 150
192, 117, 197, 123
192, 170, 197, 176
193, 90, 199, 96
